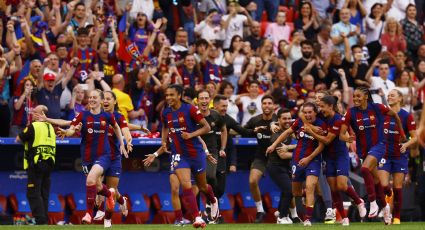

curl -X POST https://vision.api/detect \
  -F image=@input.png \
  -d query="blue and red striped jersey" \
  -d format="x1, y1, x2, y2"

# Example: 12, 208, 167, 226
73, 48, 97, 82
291, 118, 326, 163
383, 109, 416, 158
342, 103, 389, 158
161, 103, 205, 158
71, 110, 116, 165
324, 113, 348, 160
107, 111, 128, 160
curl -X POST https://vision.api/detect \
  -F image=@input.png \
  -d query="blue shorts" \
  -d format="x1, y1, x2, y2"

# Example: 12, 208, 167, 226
324, 155, 349, 177
291, 159, 321, 182
170, 152, 206, 175
104, 157, 122, 177
367, 142, 386, 161
378, 149, 408, 174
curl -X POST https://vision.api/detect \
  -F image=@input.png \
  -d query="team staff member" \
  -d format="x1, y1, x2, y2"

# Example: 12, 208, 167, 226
244, 95, 277, 223
16, 105, 56, 225
267, 109, 296, 224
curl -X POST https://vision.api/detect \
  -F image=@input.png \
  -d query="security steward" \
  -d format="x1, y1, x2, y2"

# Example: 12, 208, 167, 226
15, 105, 56, 225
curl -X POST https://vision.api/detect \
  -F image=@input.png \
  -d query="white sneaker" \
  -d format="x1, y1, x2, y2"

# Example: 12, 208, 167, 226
303, 219, 312, 226
274, 210, 280, 218
93, 210, 105, 221
277, 216, 293, 224
119, 196, 128, 217
324, 208, 336, 224
192, 216, 206, 228
342, 217, 349, 226
368, 200, 379, 218
104, 218, 111, 228
357, 199, 367, 218
210, 197, 219, 221
383, 204, 391, 225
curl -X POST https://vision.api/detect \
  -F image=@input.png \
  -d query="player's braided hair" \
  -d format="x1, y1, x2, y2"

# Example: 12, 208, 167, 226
356, 86, 374, 104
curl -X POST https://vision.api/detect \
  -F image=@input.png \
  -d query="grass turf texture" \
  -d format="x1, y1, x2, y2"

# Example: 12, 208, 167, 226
0, 223, 424, 230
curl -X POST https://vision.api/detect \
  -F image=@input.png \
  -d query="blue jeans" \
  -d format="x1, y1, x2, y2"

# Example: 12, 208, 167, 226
254, 0, 279, 22
184, 21, 195, 45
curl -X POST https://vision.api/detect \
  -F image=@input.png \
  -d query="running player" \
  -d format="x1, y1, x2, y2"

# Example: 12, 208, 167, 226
58, 89, 128, 224
305, 95, 367, 225
267, 102, 326, 226
243, 94, 277, 223
378, 89, 417, 225
160, 84, 219, 228
339, 87, 405, 224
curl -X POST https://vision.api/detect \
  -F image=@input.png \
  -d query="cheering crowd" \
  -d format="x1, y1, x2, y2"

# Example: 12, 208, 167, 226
2, 0, 425, 227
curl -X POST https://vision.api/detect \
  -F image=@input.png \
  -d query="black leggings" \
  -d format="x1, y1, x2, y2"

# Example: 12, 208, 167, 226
267, 164, 292, 217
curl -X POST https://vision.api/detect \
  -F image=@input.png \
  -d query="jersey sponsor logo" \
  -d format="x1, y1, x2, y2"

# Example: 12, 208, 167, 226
169, 127, 187, 133
384, 129, 399, 134
358, 125, 375, 130
88, 128, 93, 134
257, 133, 270, 139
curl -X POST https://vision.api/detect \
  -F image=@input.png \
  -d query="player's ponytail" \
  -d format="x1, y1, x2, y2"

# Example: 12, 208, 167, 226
320, 95, 338, 112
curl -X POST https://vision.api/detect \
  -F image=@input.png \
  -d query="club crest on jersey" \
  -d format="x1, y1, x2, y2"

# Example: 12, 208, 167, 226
358, 126, 364, 130
384, 129, 388, 134
179, 117, 185, 123
257, 133, 263, 139
299, 131, 305, 137
88, 128, 93, 134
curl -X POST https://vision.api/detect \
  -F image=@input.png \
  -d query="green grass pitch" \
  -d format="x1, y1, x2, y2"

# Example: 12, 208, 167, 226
1, 223, 425, 230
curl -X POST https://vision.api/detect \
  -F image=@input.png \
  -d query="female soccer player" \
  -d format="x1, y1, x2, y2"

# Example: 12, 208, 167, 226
160, 84, 219, 228
378, 89, 417, 225
305, 95, 367, 225
266, 102, 325, 226
58, 89, 127, 224
339, 87, 405, 224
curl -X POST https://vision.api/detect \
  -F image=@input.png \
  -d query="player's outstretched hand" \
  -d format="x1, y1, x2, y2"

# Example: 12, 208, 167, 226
207, 154, 217, 165
127, 142, 133, 153
57, 128, 68, 139
120, 145, 128, 158
143, 154, 156, 167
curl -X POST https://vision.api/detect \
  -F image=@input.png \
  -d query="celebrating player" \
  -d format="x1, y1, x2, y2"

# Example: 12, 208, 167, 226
340, 87, 405, 224
305, 95, 367, 225
160, 84, 219, 228
58, 89, 127, 224
377, 89, 417, 225
267, 102, 325, 226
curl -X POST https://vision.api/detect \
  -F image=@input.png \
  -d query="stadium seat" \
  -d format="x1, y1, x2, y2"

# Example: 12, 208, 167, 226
218, 194, 235, 223
0, 195, 7, 213
263, 191, 280, 223
66, 193, 86, 224
8, 193, 31, 216
235, 192, 257, 223
124, 193, 150, 224
47, 193, 65, 225
151, 193, 175, 224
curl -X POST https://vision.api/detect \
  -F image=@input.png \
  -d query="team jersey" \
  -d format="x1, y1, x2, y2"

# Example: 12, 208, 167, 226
383, 109, 416, 158
107, 111, 128, 160
200, 109, 225, 154
342, 103, 389, 158
291, 118, 326, 163
324, 113, 348, 160
72, 48, 97, 82
161, 103, 205, 158
70, 110, 117, 165
244, 114, 277, 161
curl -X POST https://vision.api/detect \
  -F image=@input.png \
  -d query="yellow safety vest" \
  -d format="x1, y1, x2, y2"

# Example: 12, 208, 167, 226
23, 122, 56, 170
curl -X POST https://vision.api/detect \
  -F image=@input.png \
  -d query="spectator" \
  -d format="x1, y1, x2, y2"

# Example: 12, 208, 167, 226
395, 69, 416, 112
387, 0, 415, 21
414, 59, 425, 108
218, 81, 239, 121
222, 0, 253, 49
363, 0, 389, 16
311, 0, 330, 20
65, 84, 87, 121
331, 8, 361, 54
401, 4, 424, 60
112, 73, 145, 122
245, 21, 264, 51
254, 0, 279, 22
224, 35, 247, 92
350, 45, 371, 88
291, 40, 325, 84
201, 42, 223, 85
265, 10, 291, 53
365, 3, 386, 63
177, 54, 202, 89
284, 30, 304, 75
366, 59, 395, 104
10, 78, 37, 137
171, 28, 189, 63
317, 23, 334, 60
199, 0, 228, 18
70, 27, 97, 83
70, 2, 88, 29
322, 48, 353, 89
236, 80, 263, 126
194, 9, 225, 42
294, 1, 320, 40
380, 17, 406, 56
344, 0, 367, 33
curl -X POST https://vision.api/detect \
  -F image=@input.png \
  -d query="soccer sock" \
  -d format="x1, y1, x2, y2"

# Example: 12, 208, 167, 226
204, 184, 216, 204
86, 184, 97, 217
182, 188, 199, 218
305, 205, 314, 221
393, 188, 402, 219
331, 191, 346, 218
345, 186, 362, 205
174, 209, 183, 222
383, 185, 392, 197
255, 201, 264, 213
98, 184, 111, 197
117, 195, 124, 205
360, 167, 376, 202
290, 207, 298, 218
375, 183, 386, 209
105, 210, 113, 220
